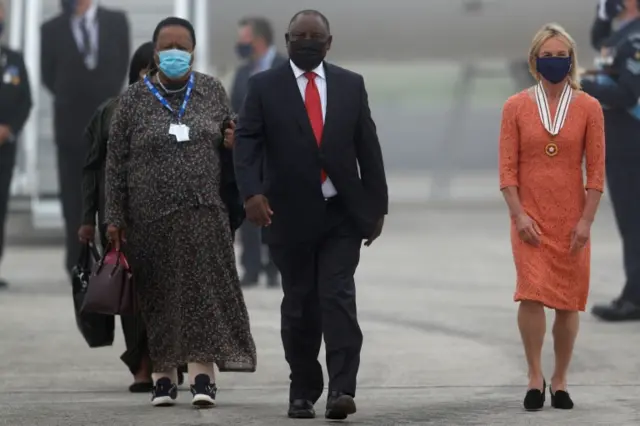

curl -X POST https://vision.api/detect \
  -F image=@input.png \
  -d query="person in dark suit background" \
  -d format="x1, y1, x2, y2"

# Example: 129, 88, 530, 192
230, 16, 286, 288
41, 0, 129, 274
234, 9, 387, 420
0, 0, 32, 289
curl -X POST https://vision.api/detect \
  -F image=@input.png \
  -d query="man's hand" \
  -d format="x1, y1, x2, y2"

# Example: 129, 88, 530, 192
364, 217, 384, 247
245, 195, 273, 227
0, 125, 12, 146
224, 120, 236, 149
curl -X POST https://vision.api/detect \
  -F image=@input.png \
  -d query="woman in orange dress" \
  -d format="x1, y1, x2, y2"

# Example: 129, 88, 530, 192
499, 23, 605, 411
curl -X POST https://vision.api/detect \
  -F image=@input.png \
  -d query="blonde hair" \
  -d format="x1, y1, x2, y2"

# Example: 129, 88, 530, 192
528, 23, 581, 90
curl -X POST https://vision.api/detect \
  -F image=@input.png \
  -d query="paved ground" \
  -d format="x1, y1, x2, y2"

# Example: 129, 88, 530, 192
1, 205, 639, 425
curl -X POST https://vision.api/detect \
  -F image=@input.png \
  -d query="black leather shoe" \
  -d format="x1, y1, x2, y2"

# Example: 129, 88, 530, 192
325, 391, 357, 420
288, 399, 315, 419
523, 379, 545, 411
592, 298, 640, 322
550, 389, 574, 409
0, 279, 8, 289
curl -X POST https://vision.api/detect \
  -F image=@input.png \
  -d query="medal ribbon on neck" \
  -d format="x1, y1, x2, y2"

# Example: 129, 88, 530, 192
534, 82, 572, 136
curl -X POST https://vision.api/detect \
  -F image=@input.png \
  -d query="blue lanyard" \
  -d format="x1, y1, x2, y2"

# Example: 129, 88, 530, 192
144, 73, 195, 123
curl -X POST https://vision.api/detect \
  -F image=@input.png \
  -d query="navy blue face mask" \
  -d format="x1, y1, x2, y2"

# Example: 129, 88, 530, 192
536, 57, 572, 84
235, 43, 253, 60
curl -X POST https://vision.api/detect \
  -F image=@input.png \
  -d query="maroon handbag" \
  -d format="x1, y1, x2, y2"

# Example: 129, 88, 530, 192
81, 248, 136, 316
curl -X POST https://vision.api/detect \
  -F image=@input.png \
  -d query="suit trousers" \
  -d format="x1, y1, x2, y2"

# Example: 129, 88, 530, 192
607, 159, 640, 303
269, 197, 363, 403
0, 142, 16, 265
239, 221, 277, 279
57, 142, 86, 273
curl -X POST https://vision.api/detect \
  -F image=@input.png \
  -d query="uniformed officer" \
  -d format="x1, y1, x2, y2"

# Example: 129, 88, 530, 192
584, 0, 640, 321
0, 0, 33, 290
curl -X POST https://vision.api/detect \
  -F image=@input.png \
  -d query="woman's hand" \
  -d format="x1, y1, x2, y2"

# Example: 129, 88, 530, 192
106, 225, 126, 250
570, 218, 591, 253
224, 120, 236, 149
515, 213, 542, 246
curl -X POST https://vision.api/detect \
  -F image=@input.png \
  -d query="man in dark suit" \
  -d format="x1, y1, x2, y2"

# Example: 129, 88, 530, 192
234, 9, 388, 420
0, 0, 32, 289
41, 0, 129, 273
230, 16, 286, 288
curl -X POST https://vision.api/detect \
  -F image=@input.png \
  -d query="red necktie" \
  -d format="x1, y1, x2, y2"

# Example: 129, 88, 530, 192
304, 72, 326, 182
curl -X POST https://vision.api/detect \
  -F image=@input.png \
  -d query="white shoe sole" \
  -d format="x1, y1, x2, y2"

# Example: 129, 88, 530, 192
192, 394, 216, 408
152, 396, 176, 407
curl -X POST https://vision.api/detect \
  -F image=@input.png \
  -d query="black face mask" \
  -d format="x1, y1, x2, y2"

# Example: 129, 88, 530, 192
288, 39, 326, 71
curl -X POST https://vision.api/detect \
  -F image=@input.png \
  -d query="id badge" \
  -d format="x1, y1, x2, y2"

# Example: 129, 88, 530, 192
169, 123, 190, 142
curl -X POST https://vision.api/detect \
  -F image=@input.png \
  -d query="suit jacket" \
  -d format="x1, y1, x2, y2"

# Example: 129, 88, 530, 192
234, 61, 388, 245
41, 7, 129, 146
230, 53, 287, 113
0, 46, 32, 138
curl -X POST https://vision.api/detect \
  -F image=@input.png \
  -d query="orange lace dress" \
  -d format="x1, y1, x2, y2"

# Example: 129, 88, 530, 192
498, 90, 605, 311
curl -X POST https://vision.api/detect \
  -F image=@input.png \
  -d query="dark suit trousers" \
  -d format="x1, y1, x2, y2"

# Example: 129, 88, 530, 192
239, 221, 277, 278
98, 223, 149, 375
57, 141, 86, 273
0, 142, 16, 264
269, 198, 363, 403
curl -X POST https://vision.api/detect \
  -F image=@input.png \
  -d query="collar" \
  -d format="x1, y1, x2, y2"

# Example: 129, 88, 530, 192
289, 59, 325, 80
256, 45, 277, 69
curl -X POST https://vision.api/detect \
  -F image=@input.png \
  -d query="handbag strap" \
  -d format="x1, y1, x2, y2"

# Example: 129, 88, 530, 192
88, 242, 101, 262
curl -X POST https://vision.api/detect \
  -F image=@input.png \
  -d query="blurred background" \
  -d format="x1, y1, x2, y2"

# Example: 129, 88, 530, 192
2, 0, 601, 240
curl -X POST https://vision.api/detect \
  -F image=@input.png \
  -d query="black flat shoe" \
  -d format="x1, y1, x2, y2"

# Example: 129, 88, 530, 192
523, 379, 546, 411
550, 389, 574, 409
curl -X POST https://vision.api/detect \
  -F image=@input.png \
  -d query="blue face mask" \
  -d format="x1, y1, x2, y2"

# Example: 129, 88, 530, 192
158, 49, 192, 79
536, 57, 572, 84
235, 43, 253, 60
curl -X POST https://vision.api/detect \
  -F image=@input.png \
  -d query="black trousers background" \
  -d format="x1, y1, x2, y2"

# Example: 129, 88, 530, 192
239, 221, 277, 278
604, 112, 640, 304
270, 199, 363, 403
57, 143, 86, 273
98, 224, 148, 374
0, 142, 17, 265
606, 160, 640, 304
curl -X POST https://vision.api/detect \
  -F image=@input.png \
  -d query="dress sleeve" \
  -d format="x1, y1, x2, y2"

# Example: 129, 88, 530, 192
498, 97, 520, 189
104, 93, 132, 227
585, 97, 606, 192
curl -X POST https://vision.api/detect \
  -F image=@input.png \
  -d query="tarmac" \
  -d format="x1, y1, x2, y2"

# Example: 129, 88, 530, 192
1, 204, 639, 425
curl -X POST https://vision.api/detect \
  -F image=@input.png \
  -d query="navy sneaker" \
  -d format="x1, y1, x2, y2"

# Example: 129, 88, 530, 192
151, 377, 178, 407
190, 374, 217, 408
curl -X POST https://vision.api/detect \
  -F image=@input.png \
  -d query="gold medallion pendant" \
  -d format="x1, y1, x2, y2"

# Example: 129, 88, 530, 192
545, 142, 558, 157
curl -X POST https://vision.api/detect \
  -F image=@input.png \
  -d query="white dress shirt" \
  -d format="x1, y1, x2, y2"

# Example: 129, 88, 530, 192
289, 60, 338, 198
71, 2, 99, 69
